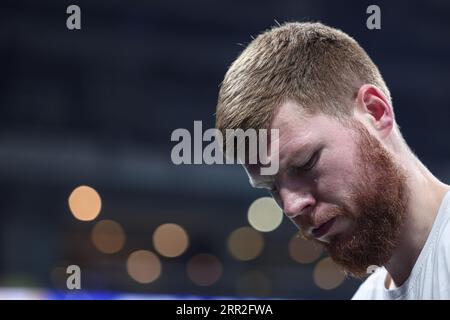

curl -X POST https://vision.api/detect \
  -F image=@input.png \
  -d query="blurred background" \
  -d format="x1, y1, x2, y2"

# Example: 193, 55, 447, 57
0, 0, 449, 299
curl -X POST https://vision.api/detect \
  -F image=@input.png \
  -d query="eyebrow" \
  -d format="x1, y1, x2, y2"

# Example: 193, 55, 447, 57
248, 142, 313, 189
280, 143, 313, 171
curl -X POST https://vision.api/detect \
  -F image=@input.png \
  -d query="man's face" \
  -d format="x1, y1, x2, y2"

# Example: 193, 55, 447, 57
247, 100, 408, 277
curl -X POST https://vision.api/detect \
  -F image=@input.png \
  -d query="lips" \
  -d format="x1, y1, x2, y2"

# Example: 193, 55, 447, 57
312, 217, 336, 239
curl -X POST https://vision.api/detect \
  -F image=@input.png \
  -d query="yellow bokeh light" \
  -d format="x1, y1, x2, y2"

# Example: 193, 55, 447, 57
236, 270, 271, 297
289, 233, 322, 264
187, 254, 222, 286
68, 185, 102, 221
127, 250, 161, 284
91, 219, 126, 254
313, 257, 345, 290
247, 197, 283, 232
153, 223, 189, 258
227, 227, 264, 261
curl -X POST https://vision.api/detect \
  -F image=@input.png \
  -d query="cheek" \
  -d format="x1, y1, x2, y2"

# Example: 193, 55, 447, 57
315, 152, 361, 204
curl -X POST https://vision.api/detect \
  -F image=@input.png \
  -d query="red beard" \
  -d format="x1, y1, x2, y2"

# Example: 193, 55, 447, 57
304, 122, 408, 278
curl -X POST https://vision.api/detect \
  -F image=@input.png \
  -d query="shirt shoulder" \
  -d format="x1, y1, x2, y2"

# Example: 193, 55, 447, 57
351, 268, 386, 300
435, 193, 450, 276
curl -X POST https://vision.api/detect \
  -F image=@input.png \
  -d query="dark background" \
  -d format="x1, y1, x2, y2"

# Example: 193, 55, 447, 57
0, 0, 449, 299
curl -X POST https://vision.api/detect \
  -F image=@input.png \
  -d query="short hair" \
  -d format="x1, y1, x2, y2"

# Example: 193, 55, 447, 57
215, 22, 391, 136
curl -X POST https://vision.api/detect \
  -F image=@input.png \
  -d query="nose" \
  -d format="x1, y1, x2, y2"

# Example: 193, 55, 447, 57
279, 187, 316, 219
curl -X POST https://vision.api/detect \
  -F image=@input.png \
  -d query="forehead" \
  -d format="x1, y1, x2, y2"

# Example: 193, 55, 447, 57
270, 100, 331, 148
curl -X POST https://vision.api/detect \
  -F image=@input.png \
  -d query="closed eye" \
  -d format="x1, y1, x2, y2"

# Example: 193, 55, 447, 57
294, 150, 320, 173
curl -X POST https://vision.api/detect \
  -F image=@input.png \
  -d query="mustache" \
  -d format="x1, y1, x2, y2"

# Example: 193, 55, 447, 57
294, 205, 352, 239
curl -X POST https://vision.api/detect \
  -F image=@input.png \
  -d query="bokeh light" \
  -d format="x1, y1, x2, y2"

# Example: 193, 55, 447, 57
289, 233, 322, 264
247, 197, 283, 232
227, 227, 264, 261
187, 254, 222, 286
313, 257, 345, 290
91, 219, 126, 254
236, 270, 271, 297
68, 185, 102, 221
153, 223, 189, 258
127, 250, 161, 284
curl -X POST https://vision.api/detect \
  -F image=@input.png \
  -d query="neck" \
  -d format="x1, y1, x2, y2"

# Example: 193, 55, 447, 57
384, 139, 450, 287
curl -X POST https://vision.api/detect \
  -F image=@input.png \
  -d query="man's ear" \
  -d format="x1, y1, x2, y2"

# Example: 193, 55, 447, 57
355, 84, 394, 138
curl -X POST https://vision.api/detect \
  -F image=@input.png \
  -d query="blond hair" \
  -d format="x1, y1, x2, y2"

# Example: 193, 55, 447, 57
216, 22, 391, 136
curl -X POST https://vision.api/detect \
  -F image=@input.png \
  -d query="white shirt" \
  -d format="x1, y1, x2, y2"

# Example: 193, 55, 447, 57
352, 191, 450, 300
